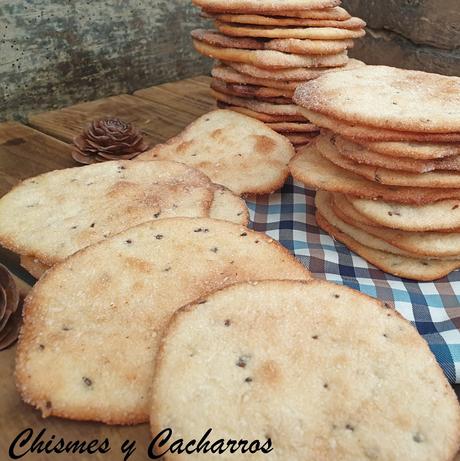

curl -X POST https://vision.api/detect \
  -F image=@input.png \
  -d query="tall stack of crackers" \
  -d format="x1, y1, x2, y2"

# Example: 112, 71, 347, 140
291, 65, 460, 281
191, 0, 366, 147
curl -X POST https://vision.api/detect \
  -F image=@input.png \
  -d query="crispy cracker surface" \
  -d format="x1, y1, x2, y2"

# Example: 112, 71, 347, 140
289, 143, 460, 204
295, 66, 460, 133
0, 160, 214, 266
137, 110, 295, 195
152, 280, 460, 460
16, 218, 311, 424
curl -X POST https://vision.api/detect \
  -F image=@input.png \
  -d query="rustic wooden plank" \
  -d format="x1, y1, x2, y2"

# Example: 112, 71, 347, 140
28, 77, 214, 148
134, 75, 214, 116
0, 122, 75, 197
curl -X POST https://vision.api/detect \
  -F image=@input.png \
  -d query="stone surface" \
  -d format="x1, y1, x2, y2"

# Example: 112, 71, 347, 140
343, 0, 460, 76
0, 0, 212, 121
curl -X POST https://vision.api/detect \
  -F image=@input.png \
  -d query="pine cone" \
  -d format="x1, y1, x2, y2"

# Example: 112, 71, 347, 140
72, 118, 149, 165
0, 265, 22, 351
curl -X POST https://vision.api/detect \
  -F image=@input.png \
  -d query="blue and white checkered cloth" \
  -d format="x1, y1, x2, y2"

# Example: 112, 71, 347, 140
247, 178, 460, 384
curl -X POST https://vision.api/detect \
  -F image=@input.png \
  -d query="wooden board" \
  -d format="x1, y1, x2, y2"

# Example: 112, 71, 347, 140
29, 77, 214, 148
0, 122, 75, 198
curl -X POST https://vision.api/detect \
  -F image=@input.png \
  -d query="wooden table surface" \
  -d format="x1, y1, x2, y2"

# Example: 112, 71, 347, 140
0, 76, 459, 460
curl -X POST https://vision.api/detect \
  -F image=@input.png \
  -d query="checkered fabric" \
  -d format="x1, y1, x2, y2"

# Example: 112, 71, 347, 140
246, 177, 460, 384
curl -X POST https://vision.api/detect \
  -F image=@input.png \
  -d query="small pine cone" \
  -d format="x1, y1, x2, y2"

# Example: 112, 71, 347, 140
0, 264, 22, 351
72, 118, 149, 165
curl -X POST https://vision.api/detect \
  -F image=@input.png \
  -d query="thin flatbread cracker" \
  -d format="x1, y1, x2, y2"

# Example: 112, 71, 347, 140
212, 90, 302, 116
359, 140, 460, 160
16, 217, 311, 424
266, 38, 354, 55
266, 122, 319, 133
208, 184, 249, 225
212, 64, 303, 90
152, 280, 460, 460
335, 135, 460, 173
286, 133, 318, 145
191, 29, 264, 50
349, 197, 460, 232
215, 21, 366, 40
193, 0, 341, 13
194, 39, 349, 69
315, 191, 460, 262
298, 108, 460, 142
264, 6, 351, 20
211, 78, 294, 98
217, 103, 306, 122
317, 212, 460, 281
18, 184, 250, 279
137, 110, 295, 195
212, 14, 365, 29
317, 132, 460, 188
289, 143, 460, 205
331, 198, 460, 258
0, 160, 214, 267
227, 59, 364, 80
295, 66, 460, 134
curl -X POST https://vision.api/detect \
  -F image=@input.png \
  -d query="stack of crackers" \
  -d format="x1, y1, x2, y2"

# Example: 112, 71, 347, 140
291, 65, 460, 281
191, 0, 366, 147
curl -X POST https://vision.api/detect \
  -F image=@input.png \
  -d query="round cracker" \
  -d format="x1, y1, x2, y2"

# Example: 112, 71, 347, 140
208, 184, 249, 225
191, 29, 264, 50
227, 58, 365, 80
266, 122, 319, 133
218, 103, 307, 122
331, 198, 460, 258
316, 191, 450, 260
152, 279, 460, 460
212, 90, 302, 116
285, 133, 318, 145
194, 38, 349, 69
193, 0, 341, 13
212, 63, 303, 90
211, 78, 294, 99
213, 14, 366, 29
0, 160, 214, 267
317, 212, 460, 281
317, 132, 460, 188
349, 197, 460, 232
19, 184, 250, 279
247, 95, 293, 104
331, 193, 381, 227
264, 6, 351, 20
360, 140, 460, 160
266, 37, 354, 55
298, 108, 460, 142
295, 65, 460, 134
289, 143, 460, 205
209, 7, 352, 21
335, 135, 460, 173
137, 109, 296, 196
16, 218, 311, 424
215, 20, 366, 40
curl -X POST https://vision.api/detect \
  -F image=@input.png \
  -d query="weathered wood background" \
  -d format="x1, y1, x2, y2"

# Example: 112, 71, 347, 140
342, 0, 460, 76
0, 0, 212, 121
1, 0, 459, 121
